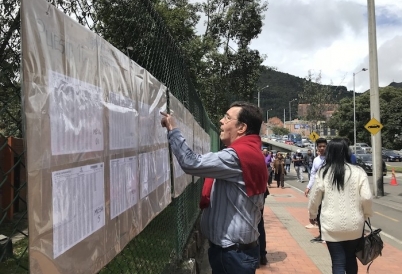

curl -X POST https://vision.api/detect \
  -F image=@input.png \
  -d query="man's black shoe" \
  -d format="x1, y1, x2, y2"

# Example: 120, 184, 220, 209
310, 236, 324, 243
260, 255, 268, 265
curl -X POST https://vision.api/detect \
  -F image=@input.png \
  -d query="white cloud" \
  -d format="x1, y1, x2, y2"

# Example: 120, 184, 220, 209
249, 0, 402, 93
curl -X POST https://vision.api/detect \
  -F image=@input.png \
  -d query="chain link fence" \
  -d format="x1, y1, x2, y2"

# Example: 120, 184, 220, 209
0, 0, 220, 272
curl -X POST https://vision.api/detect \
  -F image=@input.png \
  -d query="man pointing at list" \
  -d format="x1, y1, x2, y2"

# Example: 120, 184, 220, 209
161, 101, 268, 274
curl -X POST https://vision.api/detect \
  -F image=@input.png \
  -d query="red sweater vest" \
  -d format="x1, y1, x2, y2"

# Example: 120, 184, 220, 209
199, 135, 268, 209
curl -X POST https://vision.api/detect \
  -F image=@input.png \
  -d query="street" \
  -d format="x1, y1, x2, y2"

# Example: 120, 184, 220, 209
283, 169, 402, 251
387, 161, 402, 168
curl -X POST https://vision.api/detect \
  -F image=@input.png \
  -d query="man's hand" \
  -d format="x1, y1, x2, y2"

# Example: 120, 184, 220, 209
160, 112, 177, 131
304, 188, 310, 197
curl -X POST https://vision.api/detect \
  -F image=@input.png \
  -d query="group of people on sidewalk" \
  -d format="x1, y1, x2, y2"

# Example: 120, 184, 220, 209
161, 101, 373, 274
263, 149, 286, 188
263, 147, 317, 188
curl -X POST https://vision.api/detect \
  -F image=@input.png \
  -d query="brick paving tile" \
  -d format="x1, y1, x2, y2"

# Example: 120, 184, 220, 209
263, 186, 402, 274
256, 205, 321, 274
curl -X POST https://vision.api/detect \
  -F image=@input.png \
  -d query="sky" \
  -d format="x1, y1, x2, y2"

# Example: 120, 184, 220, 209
195, 0, 402, 94
249, 0, 402, 93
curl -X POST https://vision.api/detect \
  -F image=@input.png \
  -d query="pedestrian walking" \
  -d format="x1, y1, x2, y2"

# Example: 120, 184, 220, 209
304, 149, 314, 180
257, 186, 269, 267
304, 138, 327, 238
293, 149, 304, 182
264, 149, 273, 188
161, 101, 267, 274
273, 152, 286, 188
258, 149, 270, 266
284, 153, 291, 173
308, 138, 373, 274
268, 151, 274, 187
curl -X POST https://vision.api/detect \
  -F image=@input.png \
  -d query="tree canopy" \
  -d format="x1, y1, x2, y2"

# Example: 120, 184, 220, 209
271, 126, 289, 136
327, 86, 402, 149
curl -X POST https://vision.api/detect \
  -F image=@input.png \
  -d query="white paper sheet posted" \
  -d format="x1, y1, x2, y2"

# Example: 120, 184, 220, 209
139, 148, 170, 199
110, 157, 139, 219
52, 163, 105, 258
49, 70, 104, 155
109, 92, 138, 150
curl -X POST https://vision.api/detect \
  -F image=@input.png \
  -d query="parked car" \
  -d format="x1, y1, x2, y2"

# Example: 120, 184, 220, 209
355, 154, 387, 176
285, 140, 294, 145
355, 143, 372, 153
382, 150, 402, 162
295, 141, 304, 147
350, 147, 365, 154
302, 140, 313, 148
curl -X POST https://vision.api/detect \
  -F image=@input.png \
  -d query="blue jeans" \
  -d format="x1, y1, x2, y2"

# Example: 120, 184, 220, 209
208, 243, 259, 274
326, 239, 360, 274
306, 165, 312, 180
258, 209, 267, 257
294, 165, 303, 181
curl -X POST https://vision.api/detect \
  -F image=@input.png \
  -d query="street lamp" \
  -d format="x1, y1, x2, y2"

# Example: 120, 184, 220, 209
266, 108, 272, 122
289, 98, 297, 121
353, 68, 368, 153
126, 46, 133, 59
258, 85, 269, 108
265, 108, 272, 137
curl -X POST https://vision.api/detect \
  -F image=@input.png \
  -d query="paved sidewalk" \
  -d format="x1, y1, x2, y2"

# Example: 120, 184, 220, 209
256, 184, 402, 274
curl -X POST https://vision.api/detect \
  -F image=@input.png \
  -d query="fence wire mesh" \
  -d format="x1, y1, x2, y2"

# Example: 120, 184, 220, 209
0, 0, 219, 273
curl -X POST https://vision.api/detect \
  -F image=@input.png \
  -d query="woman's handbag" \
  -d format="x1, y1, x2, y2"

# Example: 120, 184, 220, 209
355, 218, 383, 272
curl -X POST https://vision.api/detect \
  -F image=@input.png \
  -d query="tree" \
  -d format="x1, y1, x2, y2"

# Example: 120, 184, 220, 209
198, 0, 268, 124
0, 0, 21, 136
268, 117, 283, 128
153, 0, 203, 86
378, 87, 402, 149
298, 70, 334, 122
271, 126, 289, 136
328, 86, 402, 149
1, 0, 268, 135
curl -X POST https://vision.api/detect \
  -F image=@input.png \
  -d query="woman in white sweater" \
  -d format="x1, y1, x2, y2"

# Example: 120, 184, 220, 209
308, 138, 373, 274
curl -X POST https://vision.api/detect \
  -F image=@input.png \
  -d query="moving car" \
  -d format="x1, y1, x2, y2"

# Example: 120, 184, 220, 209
355, 154, 387, 176
382, 150, 402, 162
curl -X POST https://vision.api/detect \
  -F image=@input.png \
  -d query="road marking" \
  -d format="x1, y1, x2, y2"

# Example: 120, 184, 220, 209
371, 225, 402, 246
374, 211, 399, 222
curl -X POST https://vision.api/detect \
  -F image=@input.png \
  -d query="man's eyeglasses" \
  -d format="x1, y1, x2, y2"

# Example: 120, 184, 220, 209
223, 113, 238, 124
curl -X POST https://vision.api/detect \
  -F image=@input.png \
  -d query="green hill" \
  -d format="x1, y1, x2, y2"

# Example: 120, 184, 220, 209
389, 82, 402, 88
257, 67, 353, 120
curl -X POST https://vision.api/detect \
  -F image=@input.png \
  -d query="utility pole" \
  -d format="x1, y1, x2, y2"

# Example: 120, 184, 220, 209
266, 109, 272, 122
353, 68, 368, 154
367, 0, 383, 197
126, 46, 133, 59
265, 109, 271, 137
257, 85, 269, 108
289, 99, 297, 121
283, 109, 286, 128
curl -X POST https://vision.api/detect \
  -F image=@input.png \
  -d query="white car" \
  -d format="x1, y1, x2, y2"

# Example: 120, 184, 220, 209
355, 143, 372, 153
302, 140, 312, 148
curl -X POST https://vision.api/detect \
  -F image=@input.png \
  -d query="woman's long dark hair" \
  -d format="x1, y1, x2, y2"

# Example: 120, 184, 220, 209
321, 138, 352, 191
